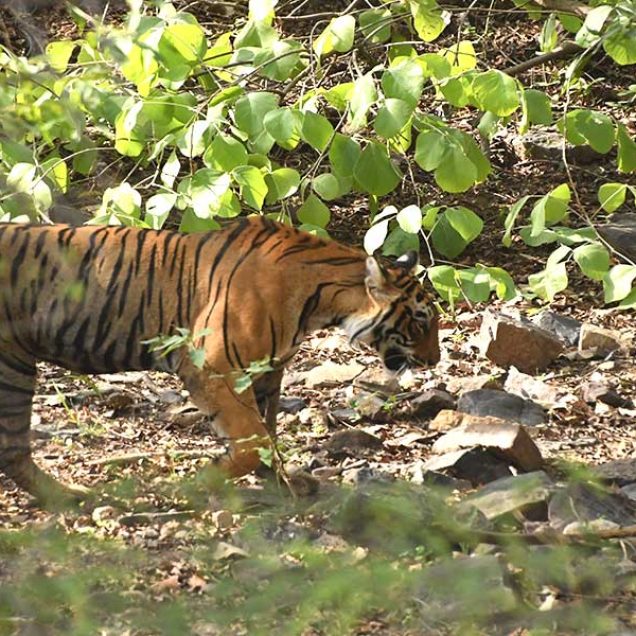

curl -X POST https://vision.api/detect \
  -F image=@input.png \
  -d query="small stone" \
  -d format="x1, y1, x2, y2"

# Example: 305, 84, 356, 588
354, 393, 390, 422
532, 311, 582, 347
422, 447, 513, 486
504, 367, 566, 408
579, 324, 627, 357
328, 408, 360, 425
411, 389, 456, 419
429, 409, 463, 432
461, 471, 554, 520
157, 389, 184, 405
446, 374, 503, 394
341, 466, 392, 486
353, 367, 400, 395
592, 458, 636, 486
431, 412, 543, 472
410, 465, 471, 491
479, 312, 564, 373
299, 361, 365, 389
92, 506, 118, 525
211, 510, 233, 530
324, 429, 384, 456
458, 389, 546, 427
279, 397, 307, 414
580, 381, 632, 408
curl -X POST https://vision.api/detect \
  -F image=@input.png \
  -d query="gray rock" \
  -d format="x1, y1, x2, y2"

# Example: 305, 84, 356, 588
548, 482, 636, 531
411, 389, 456, 419
532, 311, 582, 347
593, 458, 636, 486
279, 397, 307, 414
580, 381, 633, 408
423, 447, 513, 487
458, 389, 546, 427
461, 471, 554, 520
597, 213, 636, 263
324, 429, 384, 456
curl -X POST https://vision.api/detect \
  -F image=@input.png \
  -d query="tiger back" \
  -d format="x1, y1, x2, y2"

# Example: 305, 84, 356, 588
0, 217, 440, 506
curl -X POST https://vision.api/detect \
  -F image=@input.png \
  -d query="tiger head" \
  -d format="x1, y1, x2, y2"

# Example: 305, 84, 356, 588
346, 251, 441, 372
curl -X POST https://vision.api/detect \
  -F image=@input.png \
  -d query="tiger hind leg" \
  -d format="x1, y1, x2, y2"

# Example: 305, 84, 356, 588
0, 354, 89, 508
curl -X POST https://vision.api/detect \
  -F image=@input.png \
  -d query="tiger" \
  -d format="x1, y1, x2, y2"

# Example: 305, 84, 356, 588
0, 216, 440, 507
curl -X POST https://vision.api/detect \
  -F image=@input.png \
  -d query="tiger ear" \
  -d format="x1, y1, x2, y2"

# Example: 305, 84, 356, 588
365, 257, 396, 300
395, 250, 419, 272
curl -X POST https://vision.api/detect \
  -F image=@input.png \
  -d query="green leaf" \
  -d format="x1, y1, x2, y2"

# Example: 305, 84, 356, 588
417, 53, 451, 79
431, 206, 483, 258
441, 40, 476, 75
408, 0, 449, 42
329, 134, 361, 178
254, 40, 302, 81
265, 168, 300, 202
598, 183, 627, 213
354, 142, 401, 197
359, 8, 392, 44
99, 182, 142, 220
313, 15, 355, 57
503, 195, 530, 247
522, 89, 552, 127
204, 32, 233, 67
434, 146, 477, 193
604, 27, 636, 65
177, 120, 211, 158
145, 193, 177, 229
540, 13, 558, 53
603, 264, 636, 303
374, 99, 413, 139
323, 83, 354, 111
396, 205, 422, 234
563, 109, 615, 154
312, 173, 341, 201
46, 40, 76, 72
617, 124, 636, 173
364, 219, 389, 254
480, 265, 517, 300
458, 268, 492, 303
161, 151, 181, 189
160, 22, 207, 63
263, 107, 302, 149
528, 262, 568, 301
40, 156, 68, 193
381, 59, 425, 107
179, 209, 221, 233
205, 134, 248, 172
414, 128, 448, 171
232, 165, 267, 210
382, 227, 420, 256
472, 70, 520, 117
558, 13, 582, 33
234, 92, 279, 138
298, 194, 331, 228
190, 169, 232, 218
349, 73, 377, 131
428, 265, 461, 303
545, 183, 571, 223
301, 111, 334, 152
573, 243, 610, 281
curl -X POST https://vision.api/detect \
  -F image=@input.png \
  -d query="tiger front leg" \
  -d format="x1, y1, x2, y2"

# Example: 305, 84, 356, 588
181, 368, 273, 482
